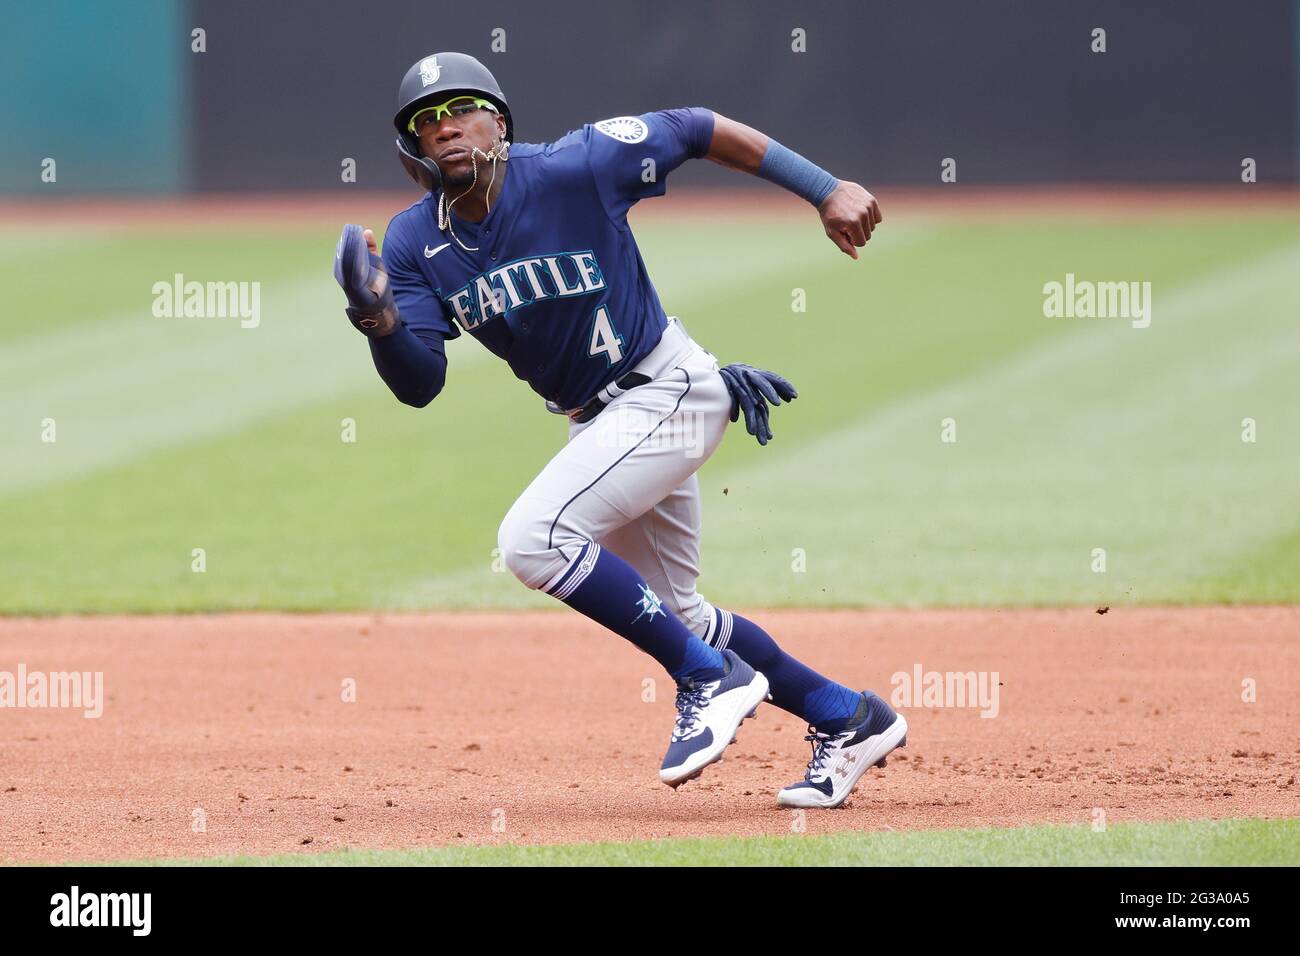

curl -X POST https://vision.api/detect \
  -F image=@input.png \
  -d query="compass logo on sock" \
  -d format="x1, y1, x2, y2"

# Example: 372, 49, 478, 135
632, 584, 665, 623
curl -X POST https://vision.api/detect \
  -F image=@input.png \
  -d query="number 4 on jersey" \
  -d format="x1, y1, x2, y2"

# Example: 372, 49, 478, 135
588, 305, 625, 366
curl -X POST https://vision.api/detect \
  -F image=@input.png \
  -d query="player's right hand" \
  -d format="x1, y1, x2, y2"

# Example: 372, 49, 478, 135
334, 224, 399, 337
818, 181, 882, 259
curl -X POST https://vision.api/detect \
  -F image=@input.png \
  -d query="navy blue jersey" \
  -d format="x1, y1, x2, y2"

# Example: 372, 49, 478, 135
382, 108, 714, 410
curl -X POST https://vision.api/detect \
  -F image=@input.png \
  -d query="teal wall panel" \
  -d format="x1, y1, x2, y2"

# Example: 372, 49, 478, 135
0, 1, 188, 194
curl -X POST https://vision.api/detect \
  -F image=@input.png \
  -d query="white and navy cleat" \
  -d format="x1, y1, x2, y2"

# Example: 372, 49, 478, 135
659, 649, 769, 788
776, 691, 908, 809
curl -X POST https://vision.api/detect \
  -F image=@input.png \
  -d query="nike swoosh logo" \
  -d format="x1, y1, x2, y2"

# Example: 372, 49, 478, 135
424, 243, 451, 258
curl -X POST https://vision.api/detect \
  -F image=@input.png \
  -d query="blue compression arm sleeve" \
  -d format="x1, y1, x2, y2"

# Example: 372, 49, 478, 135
368, 323, 448, 408
757, 140, 839, 207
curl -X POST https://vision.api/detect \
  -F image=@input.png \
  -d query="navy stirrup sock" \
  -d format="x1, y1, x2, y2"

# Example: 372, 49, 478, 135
547, 541, 726, 683
710, 609, 861, 731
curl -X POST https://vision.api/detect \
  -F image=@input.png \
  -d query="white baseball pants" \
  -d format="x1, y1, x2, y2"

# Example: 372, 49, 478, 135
497, 318, 731, 640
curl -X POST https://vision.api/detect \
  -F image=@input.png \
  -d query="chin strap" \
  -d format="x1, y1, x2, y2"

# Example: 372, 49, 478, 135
437, 140, 510, 252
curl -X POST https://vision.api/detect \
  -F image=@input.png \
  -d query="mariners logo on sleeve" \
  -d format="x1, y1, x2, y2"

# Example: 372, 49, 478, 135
594, 117, 649, 143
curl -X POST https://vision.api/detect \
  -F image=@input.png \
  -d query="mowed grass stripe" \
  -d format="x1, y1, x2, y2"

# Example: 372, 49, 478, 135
0, 230, 350, 344
701, 236, 1300, 607
2, 218, 1296, 611
2, 273, 399, 494
89, 817, 1300, 867
689, 218, 1300, 476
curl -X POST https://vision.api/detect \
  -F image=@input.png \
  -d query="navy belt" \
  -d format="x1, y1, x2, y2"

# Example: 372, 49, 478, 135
567, 372, 653, 423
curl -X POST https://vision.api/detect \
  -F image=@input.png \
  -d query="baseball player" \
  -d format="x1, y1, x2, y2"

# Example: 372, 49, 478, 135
334, 52, 906, 807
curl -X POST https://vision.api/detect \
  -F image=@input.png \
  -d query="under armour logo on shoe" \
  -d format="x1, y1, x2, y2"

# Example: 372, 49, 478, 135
632, 584, 665, 623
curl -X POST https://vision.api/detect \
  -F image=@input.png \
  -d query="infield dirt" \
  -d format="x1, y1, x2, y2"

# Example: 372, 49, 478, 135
1, 607, 1296, 863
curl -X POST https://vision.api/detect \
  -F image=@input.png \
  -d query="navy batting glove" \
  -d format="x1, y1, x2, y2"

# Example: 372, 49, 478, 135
719, 363, 798, 446
334, 224, 399, 337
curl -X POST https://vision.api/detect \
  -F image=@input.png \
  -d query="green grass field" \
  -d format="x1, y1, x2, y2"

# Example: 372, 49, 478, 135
94, 818, 1298, 867
4, 210, 1297, 613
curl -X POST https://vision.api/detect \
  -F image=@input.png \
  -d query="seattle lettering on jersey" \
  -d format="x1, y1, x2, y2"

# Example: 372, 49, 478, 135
444, 250, 606, 331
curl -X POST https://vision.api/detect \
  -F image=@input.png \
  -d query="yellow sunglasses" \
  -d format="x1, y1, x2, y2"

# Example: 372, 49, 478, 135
408, 96, 498, 133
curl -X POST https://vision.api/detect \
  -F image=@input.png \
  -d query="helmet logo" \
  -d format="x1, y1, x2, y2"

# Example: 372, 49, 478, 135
419, 56, 441, 87
594, 116, 648, 144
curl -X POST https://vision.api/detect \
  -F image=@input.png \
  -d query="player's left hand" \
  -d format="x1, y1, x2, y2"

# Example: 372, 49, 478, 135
719, 363, 798, 446
334, 224, 399, 337
818, 181, 882, 259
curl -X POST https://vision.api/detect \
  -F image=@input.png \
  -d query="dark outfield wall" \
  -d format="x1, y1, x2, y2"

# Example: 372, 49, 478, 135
4, 0, 1294, 194
191, 0, 1296, 191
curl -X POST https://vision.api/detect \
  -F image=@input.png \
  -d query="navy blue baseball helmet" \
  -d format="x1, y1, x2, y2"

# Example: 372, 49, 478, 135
394, 52, 513, 191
